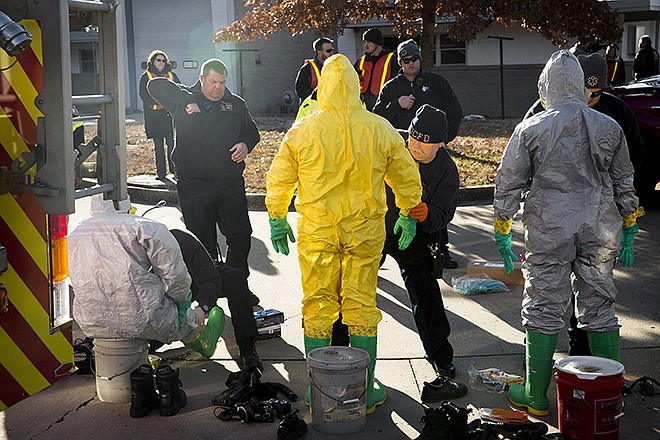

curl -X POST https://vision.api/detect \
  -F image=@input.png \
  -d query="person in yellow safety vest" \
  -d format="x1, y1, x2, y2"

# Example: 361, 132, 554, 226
294, 37, 334, 103
354, 28, 399, 111
606, 44, 626, 86
266, 54, 423, 414
139, 50, 181, 180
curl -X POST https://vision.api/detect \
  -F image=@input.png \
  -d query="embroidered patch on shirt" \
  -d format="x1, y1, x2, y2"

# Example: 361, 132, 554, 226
219, 102, 233, 111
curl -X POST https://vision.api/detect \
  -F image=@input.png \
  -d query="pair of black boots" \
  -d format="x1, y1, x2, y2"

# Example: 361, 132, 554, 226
130, 364, 187, 418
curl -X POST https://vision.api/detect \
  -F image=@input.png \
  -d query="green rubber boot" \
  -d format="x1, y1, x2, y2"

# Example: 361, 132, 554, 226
588, 330, 620, 361
184, 306, 225, 359
350, 334, 387, 414
304, 336, 331, 408
508, 330, 558, 416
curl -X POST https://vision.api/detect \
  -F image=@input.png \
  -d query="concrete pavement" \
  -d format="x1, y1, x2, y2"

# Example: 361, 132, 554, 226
1, 194, 658, 440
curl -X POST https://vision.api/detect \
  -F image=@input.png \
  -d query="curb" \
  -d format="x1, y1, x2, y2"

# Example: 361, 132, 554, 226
128, 184, 495, 209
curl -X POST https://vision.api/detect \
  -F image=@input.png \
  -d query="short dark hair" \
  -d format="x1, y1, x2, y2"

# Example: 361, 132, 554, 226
313, 37, 334, 52
201, 58, 228, 77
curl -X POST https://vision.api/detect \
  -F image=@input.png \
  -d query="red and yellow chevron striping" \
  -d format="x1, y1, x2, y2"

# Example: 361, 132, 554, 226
0, 19, 73, 411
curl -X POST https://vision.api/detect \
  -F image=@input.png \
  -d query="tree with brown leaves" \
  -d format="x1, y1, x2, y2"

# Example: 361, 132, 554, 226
215, 0, 622, 71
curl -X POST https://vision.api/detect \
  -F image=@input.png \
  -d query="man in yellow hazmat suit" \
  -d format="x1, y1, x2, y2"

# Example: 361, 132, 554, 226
266, 54, 422, 414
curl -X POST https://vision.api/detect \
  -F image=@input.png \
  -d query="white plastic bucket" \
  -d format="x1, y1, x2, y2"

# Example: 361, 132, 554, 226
307, 346, 370, 434
94, 338, 148, 403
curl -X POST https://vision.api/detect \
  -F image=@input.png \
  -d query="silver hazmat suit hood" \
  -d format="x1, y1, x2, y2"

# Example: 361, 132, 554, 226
538, 50, 587, 110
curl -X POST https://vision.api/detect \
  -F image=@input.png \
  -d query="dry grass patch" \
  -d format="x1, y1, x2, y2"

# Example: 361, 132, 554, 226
94, 115, 521, 193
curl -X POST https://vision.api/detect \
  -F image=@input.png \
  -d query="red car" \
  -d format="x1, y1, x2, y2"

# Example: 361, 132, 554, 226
609, 75, 660, 206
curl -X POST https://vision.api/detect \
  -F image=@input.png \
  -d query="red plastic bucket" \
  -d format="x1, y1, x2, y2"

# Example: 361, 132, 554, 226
554, 356, 625, 440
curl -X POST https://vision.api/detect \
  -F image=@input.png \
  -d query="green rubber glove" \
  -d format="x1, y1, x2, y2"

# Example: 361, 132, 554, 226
617, 223, 638, 267
494, 231, 519, 274
175, 292, 192, 330
269, 216, 296, 256
393, 213, 417, 250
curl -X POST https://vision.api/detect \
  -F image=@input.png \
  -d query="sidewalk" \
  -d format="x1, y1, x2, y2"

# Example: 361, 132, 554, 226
1, 197, 658, 440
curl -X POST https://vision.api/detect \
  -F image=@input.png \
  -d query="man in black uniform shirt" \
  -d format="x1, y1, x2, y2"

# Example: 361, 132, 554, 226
383, 105, 467, 403
375, 39, 463, 268
147, 59, 261, 302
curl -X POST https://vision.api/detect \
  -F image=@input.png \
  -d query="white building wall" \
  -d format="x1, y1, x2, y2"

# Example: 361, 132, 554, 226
465, 23, 560, 66
337, 31, 360, 63
132, 0, 219, 106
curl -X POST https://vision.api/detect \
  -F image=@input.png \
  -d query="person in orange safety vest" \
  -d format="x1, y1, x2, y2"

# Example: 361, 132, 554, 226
354, 28, 399, 111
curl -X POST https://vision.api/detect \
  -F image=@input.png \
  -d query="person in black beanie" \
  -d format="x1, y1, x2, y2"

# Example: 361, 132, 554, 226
353, 28, 398, 111
375, 39, 463, 268
382, 104, 467, 403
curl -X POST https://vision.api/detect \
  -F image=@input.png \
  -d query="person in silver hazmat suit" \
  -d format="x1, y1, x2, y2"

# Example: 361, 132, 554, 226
493, 50, 643, 416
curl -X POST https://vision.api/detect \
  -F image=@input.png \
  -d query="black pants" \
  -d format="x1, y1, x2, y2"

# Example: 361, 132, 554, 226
440, 226, 450, 255
177, 175, 252, 276
568, 295, 591, 356
383, 235, 454, 364
211, 261, 258, 343
153, 135, 175, 178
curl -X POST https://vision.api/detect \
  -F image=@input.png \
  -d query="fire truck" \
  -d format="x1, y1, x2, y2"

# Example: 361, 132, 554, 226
0, 0, 126, 410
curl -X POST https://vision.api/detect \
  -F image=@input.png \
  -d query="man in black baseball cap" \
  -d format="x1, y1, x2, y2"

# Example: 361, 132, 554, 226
353, 28, 398, 111
382, 104, 467, 403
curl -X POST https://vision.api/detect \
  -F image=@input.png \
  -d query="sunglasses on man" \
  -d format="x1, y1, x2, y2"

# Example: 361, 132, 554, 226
324, 48, 335, 54
590, 90, 604, 99
401, 55, 419, 64
154, 58, 166, 63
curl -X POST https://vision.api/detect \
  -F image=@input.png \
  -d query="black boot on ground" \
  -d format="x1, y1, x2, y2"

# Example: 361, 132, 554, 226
416, 401, 470, 440
155, 365, 187, 416
421, 376, 468, 404
238, 337, 264, 372
442, 253, 459, 269
129, 364, 159, 418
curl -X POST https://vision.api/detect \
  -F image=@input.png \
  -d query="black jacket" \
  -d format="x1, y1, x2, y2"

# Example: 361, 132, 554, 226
147, 77, 260, 179
374, 70, 463, 143
633, 46, 660, 80
169, 229, 221, 312
138, 67, 180, 139
385, 141, 459, 243
295, 58, 323, 102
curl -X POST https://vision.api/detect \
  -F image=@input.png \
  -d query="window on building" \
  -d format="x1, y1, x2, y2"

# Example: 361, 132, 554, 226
627, 24, 654, 57
435, 33, 466, 65
80, 48, 98, 73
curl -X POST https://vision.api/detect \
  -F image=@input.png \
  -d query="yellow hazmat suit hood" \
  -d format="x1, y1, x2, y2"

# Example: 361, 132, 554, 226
317, 54, 363, 113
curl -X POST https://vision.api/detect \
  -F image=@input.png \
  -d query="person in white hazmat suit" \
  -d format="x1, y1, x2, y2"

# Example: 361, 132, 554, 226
493, 50, 643, 416
69, 194, 225, 358
265, 54, 423, 414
